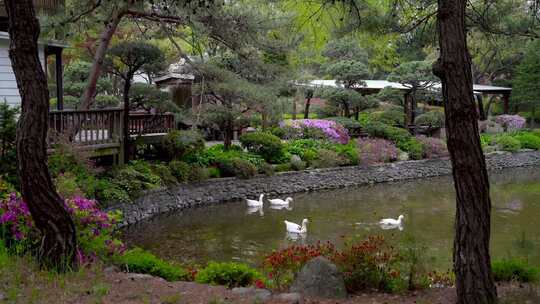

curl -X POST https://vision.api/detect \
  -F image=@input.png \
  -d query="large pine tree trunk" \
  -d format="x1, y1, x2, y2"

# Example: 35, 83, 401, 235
122, 76, 132, 162
6, 0, 77, 271
80, 7, 126, 109
433, 0, 497, 303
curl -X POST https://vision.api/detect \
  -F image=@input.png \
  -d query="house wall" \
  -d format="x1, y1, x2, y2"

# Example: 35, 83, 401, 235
0, 38, 46, 108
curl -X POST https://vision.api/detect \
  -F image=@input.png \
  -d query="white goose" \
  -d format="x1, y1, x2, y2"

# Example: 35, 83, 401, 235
379, 214, 404, 228
284, 219, 309, 234
269, 197, 293, 206
246, 194, 264, 207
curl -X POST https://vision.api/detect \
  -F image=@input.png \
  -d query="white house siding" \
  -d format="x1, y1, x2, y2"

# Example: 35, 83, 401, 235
0, 39, 46, 108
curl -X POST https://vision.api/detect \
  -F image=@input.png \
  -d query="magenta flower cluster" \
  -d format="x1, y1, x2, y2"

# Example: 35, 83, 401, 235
357, 138, 399, 165
0, 193, 33, 241
415, 135, 449, 159
494, 115, 526, 130
0, 194, 124, 261
290, 119, 350, 144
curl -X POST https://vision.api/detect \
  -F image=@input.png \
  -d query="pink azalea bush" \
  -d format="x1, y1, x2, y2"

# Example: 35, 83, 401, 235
494, 115, 526, 131
0, 193, 124, 262
415, 135, 449, 159
286, 119, 350, 144
357, 138, 399, 165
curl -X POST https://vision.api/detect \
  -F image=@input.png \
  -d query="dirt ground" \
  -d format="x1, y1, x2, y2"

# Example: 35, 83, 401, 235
53, 271, 540, 304
2, 261, 539, 304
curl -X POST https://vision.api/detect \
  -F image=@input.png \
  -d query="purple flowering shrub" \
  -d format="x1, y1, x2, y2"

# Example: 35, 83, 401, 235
0, 194, 38, 251
415, 135, 449, 159
357, 138, 399, 165
285, 119, 350, 144
494, 115, 526, 131
0, 194, 124, 263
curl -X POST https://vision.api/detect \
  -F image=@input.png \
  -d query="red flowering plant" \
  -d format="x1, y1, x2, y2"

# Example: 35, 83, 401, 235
262, 241, 336, 289
332, 235, 402, 292
262, 236, 405, 292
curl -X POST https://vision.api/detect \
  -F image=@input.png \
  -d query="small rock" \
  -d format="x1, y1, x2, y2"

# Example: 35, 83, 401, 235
274, 292, 303, 304
126, 273, 157, 281
0, 293, 5, 301
103, 266, 119, 274
232, 287, 272, 302
290, 256, 347, 299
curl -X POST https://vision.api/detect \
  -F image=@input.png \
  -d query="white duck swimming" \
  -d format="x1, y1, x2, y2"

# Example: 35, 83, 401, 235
284, 219, 309, 234
246, 194, 264, 207
268, 197, 293, 206
379, 215, 404, 230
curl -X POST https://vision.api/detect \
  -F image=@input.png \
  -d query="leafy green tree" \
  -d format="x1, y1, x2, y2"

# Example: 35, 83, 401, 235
319, 38, 373, 117
105, 41, 166, 160
388, 60, 438, 124
512, 40, 540, 127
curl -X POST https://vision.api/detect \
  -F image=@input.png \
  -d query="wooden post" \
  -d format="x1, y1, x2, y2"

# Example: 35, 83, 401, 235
477, 94, 486, 120
502, 93, 510, 114
55, 48, 63, 110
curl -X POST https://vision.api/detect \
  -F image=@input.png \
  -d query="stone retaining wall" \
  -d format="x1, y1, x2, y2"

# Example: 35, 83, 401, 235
111, 151, 540, 226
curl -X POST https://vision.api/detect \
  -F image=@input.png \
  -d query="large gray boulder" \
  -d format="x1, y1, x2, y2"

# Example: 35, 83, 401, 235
290, 256, 347, 299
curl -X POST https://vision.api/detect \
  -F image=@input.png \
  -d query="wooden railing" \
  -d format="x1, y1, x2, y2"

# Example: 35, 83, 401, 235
47, 109, 175, 148
129, 112, 175, 136
48, 108, 124, 147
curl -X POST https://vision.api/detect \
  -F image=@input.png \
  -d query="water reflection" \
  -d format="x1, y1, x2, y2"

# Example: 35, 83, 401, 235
122, 167, 540, 269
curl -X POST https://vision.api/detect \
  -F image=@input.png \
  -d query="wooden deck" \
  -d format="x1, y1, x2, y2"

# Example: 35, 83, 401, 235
47, 108, 175, 163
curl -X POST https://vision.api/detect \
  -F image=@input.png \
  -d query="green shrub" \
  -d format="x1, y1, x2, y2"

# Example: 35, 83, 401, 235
55, 172, 83, 198
195, 262, 263, 288
284, 139, 327, 165
269, 127, 287, 139
325, 117, 362, 133
358, 112, 372, 128
259, 163, 275, 176
492, 259, 540, 283
289, 155, 306, 171
115, 248, 189, 281
275, 163, 292, 172
169, 161, 191, 182
239, 131, 285, 163
207, 167, 222, 178
514, 133, 540, 150
161, 130, 205, 161
110, 162, 163, 198
187, 164, 210, 182
0, 177, 15, 200
495, 135, 521, 152
370, 109, 404, 126
202, 144, 265, 168
312, 149, 341, 168
398, 138, 424, 160
414, 111, 445, 128
218, 158, 258, 179
150, 163, 178, 186
332, 141, 360, 165
95, 95, 120, 109
96, 180, 131, 204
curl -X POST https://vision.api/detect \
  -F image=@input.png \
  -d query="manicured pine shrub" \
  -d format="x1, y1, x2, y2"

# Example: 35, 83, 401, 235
239, 131, 285, 164
195, 261, 264, 288
414, 111, 445, 128
311, 149, 342, 168
218, 158, 258, 179
160, 130, 205, 161
169, 161, 191, 182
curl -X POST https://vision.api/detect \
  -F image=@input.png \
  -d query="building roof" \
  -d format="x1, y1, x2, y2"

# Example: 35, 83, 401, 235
302, 79, 512, 94
0, 31, 68, 48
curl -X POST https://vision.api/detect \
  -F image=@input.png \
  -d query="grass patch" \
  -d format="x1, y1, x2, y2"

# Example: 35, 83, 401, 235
114, 248, 189, 282
492, 259, 540, 283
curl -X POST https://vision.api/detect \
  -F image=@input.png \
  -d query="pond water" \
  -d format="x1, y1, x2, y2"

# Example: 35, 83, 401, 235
122, 167, 540, 269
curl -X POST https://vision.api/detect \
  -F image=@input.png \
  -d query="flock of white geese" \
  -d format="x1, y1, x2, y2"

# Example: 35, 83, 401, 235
245, 194, 405, 236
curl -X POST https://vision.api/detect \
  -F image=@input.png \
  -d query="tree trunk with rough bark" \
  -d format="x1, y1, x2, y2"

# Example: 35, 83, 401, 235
122, 75, 132, 162
6, 0, 77, 271
80, 7, 126, 109
433, 0, 497, 303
